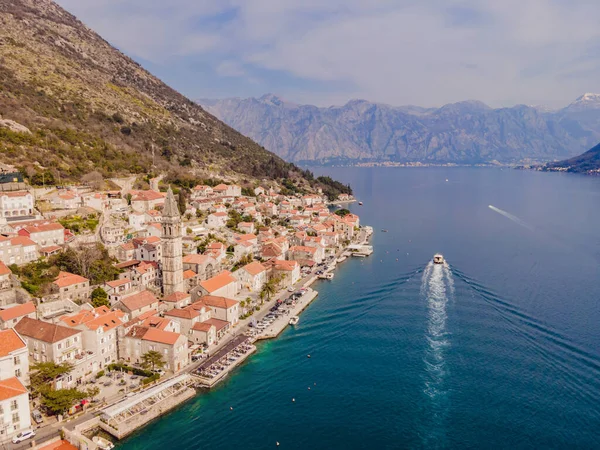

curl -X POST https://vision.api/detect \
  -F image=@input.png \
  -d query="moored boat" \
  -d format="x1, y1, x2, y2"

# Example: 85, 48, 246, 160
93, 436, 115, 450
318, 273, 334, 280
289, 316, 299, 325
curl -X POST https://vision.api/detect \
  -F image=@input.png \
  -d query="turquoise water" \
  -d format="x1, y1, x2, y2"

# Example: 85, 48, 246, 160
121, 168, 600, 449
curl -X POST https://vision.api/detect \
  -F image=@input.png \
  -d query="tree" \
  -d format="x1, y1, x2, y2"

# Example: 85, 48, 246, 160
177, 188, 189, 214
54, 243, 120, 285
30, 362, 74, 395
141, 350, 165, 371
334, 208, 351, 217
91, 287, 110, 308
41, 388, 87, 415
125, 193, 132, 205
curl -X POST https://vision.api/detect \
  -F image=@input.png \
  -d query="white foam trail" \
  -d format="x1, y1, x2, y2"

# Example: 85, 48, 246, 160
422, 262, 452, 399
488, 205, 534, 231
421, 261, 454, 446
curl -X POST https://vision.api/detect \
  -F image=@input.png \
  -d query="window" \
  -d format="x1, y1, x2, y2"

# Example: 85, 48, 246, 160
58, 343, 62, 350
15, 369, 21, 378
13, 356, 19, 365
11, 413, 19, 424
10, 400, 17, 411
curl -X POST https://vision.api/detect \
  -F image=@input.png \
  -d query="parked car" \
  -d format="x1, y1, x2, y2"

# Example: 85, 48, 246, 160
31, 409, 43, 424
12, 430, 35, 444
287, 286, 295, 292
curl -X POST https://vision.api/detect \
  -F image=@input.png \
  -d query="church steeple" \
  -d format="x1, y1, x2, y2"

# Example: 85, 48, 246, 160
163, 186, 180, 218
161, 186, 184, 296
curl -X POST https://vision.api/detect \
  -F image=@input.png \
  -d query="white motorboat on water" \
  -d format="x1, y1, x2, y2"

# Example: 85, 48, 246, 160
318, 273, 334, 280
433, 254, 445, 265
289, 316, 299, 325
93, 436, 115, 450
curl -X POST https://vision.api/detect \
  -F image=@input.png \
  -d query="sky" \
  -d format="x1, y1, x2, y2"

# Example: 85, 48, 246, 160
56, 0, 600, 109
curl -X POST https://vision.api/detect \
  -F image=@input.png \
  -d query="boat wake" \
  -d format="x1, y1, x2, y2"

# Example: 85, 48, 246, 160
420, 261, 454, 445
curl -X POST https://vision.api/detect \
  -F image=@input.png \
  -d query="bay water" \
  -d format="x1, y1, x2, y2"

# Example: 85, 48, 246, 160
120, 167, 600, 449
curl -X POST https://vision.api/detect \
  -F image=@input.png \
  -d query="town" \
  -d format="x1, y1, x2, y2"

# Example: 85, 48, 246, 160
0, 167, 371, 449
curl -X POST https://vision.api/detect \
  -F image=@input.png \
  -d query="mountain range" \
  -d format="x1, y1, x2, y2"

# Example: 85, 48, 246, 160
0, 0, 332, 194
201, 93, 600, 165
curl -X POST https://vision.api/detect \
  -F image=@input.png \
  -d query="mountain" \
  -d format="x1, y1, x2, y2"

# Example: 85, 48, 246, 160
0, 0, 325, 191
201, 94, 600, 165
543, 142, 600, 174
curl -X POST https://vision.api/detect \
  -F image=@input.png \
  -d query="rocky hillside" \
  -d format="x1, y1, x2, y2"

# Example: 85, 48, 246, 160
543, 141, 600, 174
0, 0, 320, 189
202, 94, 600, 165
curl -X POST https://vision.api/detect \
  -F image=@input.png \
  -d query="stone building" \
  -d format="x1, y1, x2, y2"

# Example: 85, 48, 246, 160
161, 187, 184, 296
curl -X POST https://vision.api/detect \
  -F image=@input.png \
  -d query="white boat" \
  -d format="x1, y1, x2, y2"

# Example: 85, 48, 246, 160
433, 254, 445, 265
93, 436, 115, 450
289, 316, 299, 325
318, 273, 334, 280
336, 256, 347, 263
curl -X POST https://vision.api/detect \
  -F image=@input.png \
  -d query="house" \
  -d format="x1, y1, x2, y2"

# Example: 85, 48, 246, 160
191, 185, 213, 199
131, 261, 160, 289
202, 318, 230, 340
207, 212, 228, 229
0, 302, 36, 330
213, 184, 241, 198
122, 326, 189, 372
233, 240, 254, 261
0, 236, 39, 266
133, 236, 162, 262
288, 245, 323, 265
204, 242, 226, 262
52, 271, 90, 302
162, 292, 191, 310
0, 191, 34, 218
130, 190, 165, 213
163, 307, 202, 337
234, 261, 267, 292
199, 295, 240, 326
59, 306, 127, 369
260, 242, 284, 260
182, 254, 218, 281
82, 192, 109, 211
115, 290, 160, 318
254, 186, 265, 196
54, 192, 80, 210
17, 222, 65, 246
190, 321, 216, 346
0, 328, 29, 385
15, 318, 96, 388
267, 260, 300, 288
101, 221, 125, 244
0, 377, 31, 440
104, 278, 136, 304
129, 212, 146, 230
0, 261, 11, 291
238, 222, 255, 234
0, 329, 31, 440
117, 242, 136, 261
196, 271, 239, 299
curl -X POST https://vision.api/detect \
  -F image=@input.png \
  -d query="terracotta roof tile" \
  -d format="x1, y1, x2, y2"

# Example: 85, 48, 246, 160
200, 295, 239, 309
119, 291, 158, 311
15, 317, 80, 343
199, 271, 237, 294
0, 302, 35, 322
0, 377, 27, 401
0, 329, 26, 356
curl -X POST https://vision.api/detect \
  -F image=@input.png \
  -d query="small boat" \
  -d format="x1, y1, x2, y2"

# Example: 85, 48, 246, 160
358, 202, 363, 205
381, 229, 388, 232
289, 316, 299, 325
318, 273, 334, 280
93, 436, 115, 450
433, 254, 445, 265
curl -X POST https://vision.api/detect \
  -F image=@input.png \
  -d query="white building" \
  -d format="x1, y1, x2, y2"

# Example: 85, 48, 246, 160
0, 191, 33, 218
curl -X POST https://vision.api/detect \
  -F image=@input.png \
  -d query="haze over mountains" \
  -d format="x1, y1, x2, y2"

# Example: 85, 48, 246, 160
202, 93, 600, 165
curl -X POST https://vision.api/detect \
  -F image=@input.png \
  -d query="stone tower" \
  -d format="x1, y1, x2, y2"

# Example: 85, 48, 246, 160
161, 186, 184, 295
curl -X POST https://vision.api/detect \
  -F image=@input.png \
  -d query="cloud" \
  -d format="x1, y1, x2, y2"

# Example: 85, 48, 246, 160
55, 0, 600, 108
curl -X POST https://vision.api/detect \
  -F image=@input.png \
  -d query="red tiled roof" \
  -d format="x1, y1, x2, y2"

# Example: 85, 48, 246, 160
0, 329, 26, 356
182, 254, 212, 265
119, 290, 158, 311
0, 261, 10, 276
164, 307, 198, 320
142, 328, 181, 345
0, 377, 27, 401
241, 261, 266, 276
53, 271, 88, 288
199, 271, 237, 294
192, 322, 215, 332
200, 295, 239, 309
163, 291, 190, 303
10, 236, 37, 247
15, 317, 80, 343
0, 302, 35, 322
204, 318, 229, 331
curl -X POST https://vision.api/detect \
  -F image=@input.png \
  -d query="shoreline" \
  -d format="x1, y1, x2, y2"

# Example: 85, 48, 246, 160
64, 229, 372, 445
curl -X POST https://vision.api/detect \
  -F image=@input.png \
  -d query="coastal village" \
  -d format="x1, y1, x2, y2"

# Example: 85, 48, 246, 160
0, 167, 372, 449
